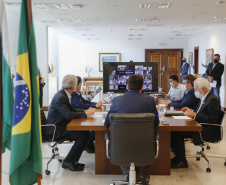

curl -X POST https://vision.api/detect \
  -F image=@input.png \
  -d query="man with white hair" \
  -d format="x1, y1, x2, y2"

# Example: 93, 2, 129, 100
171, 78, 221, 169
46, 75, 96, 171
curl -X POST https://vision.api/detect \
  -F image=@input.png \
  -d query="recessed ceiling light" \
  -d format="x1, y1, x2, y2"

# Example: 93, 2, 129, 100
35, 4, 49, 10
150, 17, 160, 22
71, 4, 83, 9
59, 19, 69, 23
128, 34, 134, 36
184, 28, 192, 31
214, 18, 226, 21
54, 4, 69, 9
146, 24, 165, 27
138, 34, 143, 36
136, 19, 145, 22
136, 38, 141, 40
141, 29, 147, 31
140, 4, 152, 9
72, 19, 82, 23
216, 1, 226, 4
129, 29, 135, 31
159, 3, 171, 8
128, 38, 133, 40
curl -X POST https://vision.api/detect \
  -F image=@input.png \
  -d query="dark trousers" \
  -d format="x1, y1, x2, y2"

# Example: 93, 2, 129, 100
171, 131, 193, 162
64, 131, 90, 163
87, 131, 95, 146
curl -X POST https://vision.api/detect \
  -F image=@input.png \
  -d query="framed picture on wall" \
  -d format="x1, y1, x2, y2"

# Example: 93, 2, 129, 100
206, 48, 214, 65
188, 52, 193, 67
99, 53, 120, 72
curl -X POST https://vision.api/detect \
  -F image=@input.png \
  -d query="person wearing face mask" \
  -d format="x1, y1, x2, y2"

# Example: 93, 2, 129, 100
160, 75, 186, 101
180, 57, 189, 84
170, 78, 221, 169
205, 54, 224, 101
159, 74, 200, 110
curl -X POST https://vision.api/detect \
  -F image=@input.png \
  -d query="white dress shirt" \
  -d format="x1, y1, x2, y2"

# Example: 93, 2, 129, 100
166, 83, 186, 101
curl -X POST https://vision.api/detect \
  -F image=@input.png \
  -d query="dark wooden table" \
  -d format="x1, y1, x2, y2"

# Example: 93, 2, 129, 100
67, 108, 202, 175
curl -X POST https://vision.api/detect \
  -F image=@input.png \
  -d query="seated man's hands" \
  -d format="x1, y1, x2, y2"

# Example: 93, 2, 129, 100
159, 91, 166, 96
96, 101, 103, 108
181, 107, 189, 112
184, 109, 196, 118
159, 99, 170, 106
85, 107, 96, 116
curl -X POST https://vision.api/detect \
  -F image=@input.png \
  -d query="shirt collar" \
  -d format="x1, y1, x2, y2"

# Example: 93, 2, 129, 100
201, 91, 210, 103
64, 90, 72, 103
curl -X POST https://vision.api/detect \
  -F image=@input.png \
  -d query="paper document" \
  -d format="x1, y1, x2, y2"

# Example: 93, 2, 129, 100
172, 116, 191, 119
210, 80, 217, 88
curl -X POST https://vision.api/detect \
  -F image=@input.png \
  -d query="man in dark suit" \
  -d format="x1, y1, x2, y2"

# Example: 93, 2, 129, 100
159, 74, 200, 110
71, 76, 103, 153
180, 57, 189, 83
46, 75, 96, 171
171, 78, 221, 169
104, 74, 159, 184
205, 54, 224, 101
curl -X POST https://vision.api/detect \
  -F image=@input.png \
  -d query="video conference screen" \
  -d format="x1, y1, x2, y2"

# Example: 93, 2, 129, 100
103, 62, 158, 93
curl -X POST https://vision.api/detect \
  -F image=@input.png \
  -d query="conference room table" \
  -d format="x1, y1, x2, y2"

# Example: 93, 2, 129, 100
67, 107, 202, 175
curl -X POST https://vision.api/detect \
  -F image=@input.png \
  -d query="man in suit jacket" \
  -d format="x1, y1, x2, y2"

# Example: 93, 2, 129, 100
205, 54, 224, 101
71, 76, 103, 153
46, 75, 96, 171
104, 74, 159, 184
180, 57, 189, 83
160, 74, 200, 110
171, 78, 221, 169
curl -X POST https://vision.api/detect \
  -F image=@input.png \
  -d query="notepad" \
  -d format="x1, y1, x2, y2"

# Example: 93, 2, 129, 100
172, 116, 191, 119
165, 111, 184, 116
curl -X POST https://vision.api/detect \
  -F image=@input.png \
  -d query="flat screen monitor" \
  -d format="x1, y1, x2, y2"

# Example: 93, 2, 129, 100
103, 62, 158, 93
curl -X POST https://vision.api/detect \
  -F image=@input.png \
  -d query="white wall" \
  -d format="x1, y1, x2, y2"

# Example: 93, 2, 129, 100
34, 21, 48, 107
48, 28, 188, 89
188, 25, 226, 107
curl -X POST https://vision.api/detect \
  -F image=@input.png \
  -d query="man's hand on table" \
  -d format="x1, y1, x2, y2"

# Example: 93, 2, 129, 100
159, 99, 170, 106
85, 107, 96, 116
183, 108, 197, 118
96, 101, 103, 108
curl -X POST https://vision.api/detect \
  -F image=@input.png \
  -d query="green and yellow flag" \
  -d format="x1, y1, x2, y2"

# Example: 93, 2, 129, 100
9, 0, 42, 184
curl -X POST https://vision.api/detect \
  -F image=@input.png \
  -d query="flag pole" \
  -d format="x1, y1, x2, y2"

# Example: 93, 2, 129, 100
0, 29, 3, 185
27, 0, 41, 184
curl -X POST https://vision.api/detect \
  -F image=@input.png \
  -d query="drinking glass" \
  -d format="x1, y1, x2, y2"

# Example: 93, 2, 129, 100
159, 104, 166, 122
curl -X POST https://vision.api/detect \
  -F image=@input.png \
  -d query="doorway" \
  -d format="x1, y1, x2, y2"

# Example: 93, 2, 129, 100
194, 46, 199, 74
145, 49, 183, 92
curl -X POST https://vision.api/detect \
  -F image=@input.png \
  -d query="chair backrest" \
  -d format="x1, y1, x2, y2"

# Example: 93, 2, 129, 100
109, 113, 155, 166
200, 110, 225, 143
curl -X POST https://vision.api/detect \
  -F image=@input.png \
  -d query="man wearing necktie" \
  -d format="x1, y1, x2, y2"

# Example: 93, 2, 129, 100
205, 54, 224, 102
170, 78, 221, 169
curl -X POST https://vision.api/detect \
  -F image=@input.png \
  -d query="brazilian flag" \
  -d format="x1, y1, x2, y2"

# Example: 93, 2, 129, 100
9, 0, 42, 184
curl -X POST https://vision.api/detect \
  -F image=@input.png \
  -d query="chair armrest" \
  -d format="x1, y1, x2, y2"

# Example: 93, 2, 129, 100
105, 132, 110, 158
200, 123, 222, 127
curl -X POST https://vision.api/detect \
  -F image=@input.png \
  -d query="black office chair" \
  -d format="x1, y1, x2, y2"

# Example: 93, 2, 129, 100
187, 110, 225, 172
41, 108, 67, 175
106, 113, 157, 185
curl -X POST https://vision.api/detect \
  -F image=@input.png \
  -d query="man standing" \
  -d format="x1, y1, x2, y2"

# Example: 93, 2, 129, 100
104, 74, 159, 184
205, 54, 224, 101
180, 57, 189, 83
71, 76, 103, 153
160, 74, 200, 110
46, 75, 96, 171
171, 78, 221, 169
